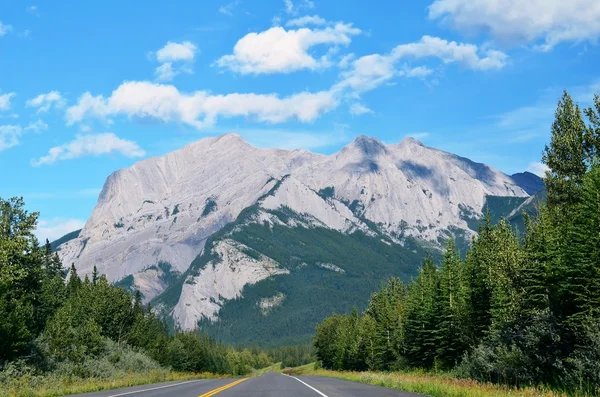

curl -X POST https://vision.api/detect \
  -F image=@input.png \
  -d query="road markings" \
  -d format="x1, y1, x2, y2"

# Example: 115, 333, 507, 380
197, 378, 248, 397
282, 373, 329, 397
106, 380, 202, 396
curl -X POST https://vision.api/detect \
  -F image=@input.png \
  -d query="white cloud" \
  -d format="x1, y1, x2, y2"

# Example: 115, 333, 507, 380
155, 62, 176, 82
286, 15, 326, 27
32, 132, 146, 166
527, 162, 549, 177
0, 93, 16, 111
0, 22, 13, 36
391, 35, 507, 70
334, 35, 503, 93
284, 0, 294, 14
216, 23, 361, 74
25, 119, 48, 132
219, 1, 240, 16
283, 0, 314, 15
428, 0, 600, 50
35, 218, 86, 242
26, 91, 65, 113
156, 41, 197, 62
0, 125, 22, 151
66, 81, 338, 128
154, 41, 197, 82
349, 103, 373, 116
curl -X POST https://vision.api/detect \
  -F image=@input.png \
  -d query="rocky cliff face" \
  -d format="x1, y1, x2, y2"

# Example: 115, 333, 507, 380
57, 133, 539, 327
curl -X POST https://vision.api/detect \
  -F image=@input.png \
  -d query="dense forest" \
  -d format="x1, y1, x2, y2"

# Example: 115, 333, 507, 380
0, 199, 315, 387
313, 91, 600, 394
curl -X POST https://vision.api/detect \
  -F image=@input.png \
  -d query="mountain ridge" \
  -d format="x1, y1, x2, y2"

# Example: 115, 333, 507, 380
54, 133, 542, 338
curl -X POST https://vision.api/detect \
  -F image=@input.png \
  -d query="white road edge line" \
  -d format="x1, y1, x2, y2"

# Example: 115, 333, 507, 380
282, 373, 329, 397
107, 380, 202, 397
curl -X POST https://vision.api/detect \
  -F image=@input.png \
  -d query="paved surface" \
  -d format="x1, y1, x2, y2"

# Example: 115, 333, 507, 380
71, 371, 424, 397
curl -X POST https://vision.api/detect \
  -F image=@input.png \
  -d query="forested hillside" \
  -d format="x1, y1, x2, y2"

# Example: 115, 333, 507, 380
313, 91, 600, 394
0, 199, 315, 394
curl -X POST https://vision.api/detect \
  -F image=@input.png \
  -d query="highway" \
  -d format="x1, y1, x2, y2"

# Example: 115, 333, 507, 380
70, 371, 422, 396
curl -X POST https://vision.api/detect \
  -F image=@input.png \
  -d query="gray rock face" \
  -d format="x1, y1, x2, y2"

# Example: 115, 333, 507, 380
58, 133, 530, 314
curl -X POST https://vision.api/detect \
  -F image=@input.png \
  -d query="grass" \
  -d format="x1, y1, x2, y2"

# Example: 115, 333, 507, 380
283, 364, 573, 397
0, 370, 223, 397
250, 363, 283, 377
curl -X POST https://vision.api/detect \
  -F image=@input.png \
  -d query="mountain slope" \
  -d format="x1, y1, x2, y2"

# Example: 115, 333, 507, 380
56, 133, 536, 339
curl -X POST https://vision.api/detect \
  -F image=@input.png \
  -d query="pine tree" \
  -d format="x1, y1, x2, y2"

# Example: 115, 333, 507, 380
437, 239, 469, 367
403, 256, 441, 368
67, 264, 82, 295
542, 91, 588, 211
464, 216, 494, 345
92, 265, 99, 285
563, 163, 600, 323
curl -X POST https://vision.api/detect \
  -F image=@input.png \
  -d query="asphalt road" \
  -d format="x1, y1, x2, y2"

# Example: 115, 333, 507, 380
70, 372, 424, 397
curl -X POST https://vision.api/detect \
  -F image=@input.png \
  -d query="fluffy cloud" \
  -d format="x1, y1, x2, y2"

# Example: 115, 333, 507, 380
155, 62, 176, 82
154, 41, 197, 82
216, 23, 361, 74
32, 132, 146, 166
428, 0, 600, 50
0, 93, 15, 111
156, 41, 196, 63
527, 162, 550, 177
66, 81, 338, 128
0, 22, 12, 36
286, 15, 326, 27
335, 35, 504, 93
26, 91, 65, 113
349, 103, 373, 116
0, 125, 22, 151
392, 36, 507, 70
25, 119, 48, 132
35, 218, 86, 242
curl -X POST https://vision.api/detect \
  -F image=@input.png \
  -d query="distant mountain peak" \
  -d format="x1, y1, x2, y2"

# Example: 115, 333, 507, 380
398, 136, 425, 147
344, 135, 387, 157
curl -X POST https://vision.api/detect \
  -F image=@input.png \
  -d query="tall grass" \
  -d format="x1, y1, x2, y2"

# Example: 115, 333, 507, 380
283, 365, 580, 397
0, 370, 217, 397
0, 340, 224, 397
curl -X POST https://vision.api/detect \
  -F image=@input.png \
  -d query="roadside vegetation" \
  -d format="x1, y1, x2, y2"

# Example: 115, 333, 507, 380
313, 91, 600, 395
284, 364, 571, 397
0, 196, 315, 396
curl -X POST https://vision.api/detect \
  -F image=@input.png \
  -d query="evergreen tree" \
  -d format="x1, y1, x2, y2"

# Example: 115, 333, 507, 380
437, 239, 469, 367
92, 265, 99, 285
67, 264, 82, 296
542, 91, 588, 211
403, 256, 441, 368
563, 163, 600, 323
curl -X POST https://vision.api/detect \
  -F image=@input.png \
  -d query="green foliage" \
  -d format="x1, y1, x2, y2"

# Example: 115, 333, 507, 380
194, 215, 429, 346
201, 198, 217, 217
317, 186, 335, 200
313, 91, 600, 395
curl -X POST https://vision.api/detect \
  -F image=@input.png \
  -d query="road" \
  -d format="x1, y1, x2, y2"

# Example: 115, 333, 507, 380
70, 371, 423, 397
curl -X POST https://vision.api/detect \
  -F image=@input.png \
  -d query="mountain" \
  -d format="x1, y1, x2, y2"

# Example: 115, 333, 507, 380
56, 133, 539, 344
510, 171, 545, 195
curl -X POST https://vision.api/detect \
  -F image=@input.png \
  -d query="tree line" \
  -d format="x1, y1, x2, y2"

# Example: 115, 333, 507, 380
313, 91, 600, 393
0, 199, 314, 378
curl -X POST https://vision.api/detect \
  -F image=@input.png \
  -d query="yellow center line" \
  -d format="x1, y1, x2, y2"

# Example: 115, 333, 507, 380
198, 378, 248, 397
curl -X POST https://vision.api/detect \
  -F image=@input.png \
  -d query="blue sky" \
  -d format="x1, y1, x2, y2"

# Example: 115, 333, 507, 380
1, 0, 599, 241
